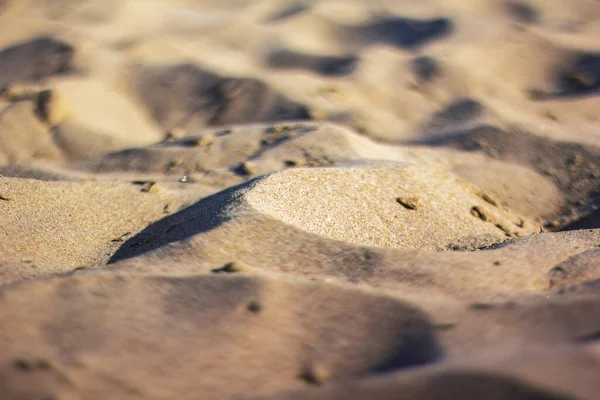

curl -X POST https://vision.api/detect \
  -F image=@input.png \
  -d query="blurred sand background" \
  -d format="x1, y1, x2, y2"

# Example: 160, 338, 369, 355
1, 0, 600, 399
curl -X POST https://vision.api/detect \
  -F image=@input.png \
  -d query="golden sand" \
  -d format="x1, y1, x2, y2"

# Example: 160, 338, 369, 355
1, 0, 600, 399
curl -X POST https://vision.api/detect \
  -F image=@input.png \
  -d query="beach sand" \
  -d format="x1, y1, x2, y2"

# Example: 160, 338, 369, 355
1, 0, 600, 399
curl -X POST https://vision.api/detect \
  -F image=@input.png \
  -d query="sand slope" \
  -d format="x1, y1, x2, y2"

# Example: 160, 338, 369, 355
0, 176, 182, 270
2, 260, 600, 399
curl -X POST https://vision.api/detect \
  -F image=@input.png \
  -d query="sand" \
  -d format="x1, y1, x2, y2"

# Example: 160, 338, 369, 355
1, 0, 600, 399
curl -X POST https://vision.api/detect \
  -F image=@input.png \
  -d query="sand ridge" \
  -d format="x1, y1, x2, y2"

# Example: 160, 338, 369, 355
244, 164, 538, 248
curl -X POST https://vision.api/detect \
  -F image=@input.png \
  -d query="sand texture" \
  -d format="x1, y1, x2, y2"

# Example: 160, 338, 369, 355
1, 0, 600, 399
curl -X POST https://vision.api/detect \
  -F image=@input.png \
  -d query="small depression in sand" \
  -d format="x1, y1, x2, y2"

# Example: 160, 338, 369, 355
244, 164, 538, 250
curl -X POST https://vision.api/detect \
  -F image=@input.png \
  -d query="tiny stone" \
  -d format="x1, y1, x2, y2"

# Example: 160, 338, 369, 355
165, 128, 185, 140
211, 261, 250, 274
141, 181, 158, 193
193, 132, 215, 147
284, 159, 306, 167
470, 206, 487, 221
12, 359, 31, 371
548, 220, 561, 229
479, 192, 498, 207
167, 159, 183, 172
567, 154, 582, 166
246, 301, 261, 313
12, 357, 50, 371
396, 197, 420, 210
35, 89, 71, 127
111, 232, 131, 242
299, 363, 331, 385
235, 162, 257, 176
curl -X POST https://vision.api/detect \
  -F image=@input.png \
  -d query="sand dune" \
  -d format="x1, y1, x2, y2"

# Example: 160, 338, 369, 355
422, 125, 600, 226
110, 164, 539, 268
0, 272, 441, 399
0, 101, 64, 164
1, 0, 600, 398
76, 122, 565, 224
0, 176, 183, 270
0, 36, 74, 89
131, 63, 311, 132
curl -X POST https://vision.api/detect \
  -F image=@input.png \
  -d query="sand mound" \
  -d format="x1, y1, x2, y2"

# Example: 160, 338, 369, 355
0, 101, 64, 165
423, 125, 600, 228
260, 349, 600, 400
50, 78, 164, 154
335, 16, 453, 50
131, 63, 311, 132
546, 247, 600, 290
3, 264, 600, 399
450, 159, 563, 222
78, 122, 363, 174
111, 164, 539, 265
244, 165, 538, 248
0, 272, 439, 399
264, 48, 358, 76
530, 51, 600, 99
78, 121, 563, 225
0, 36, 74, 90
0, 176, 181, 269
113, 221, 600, 301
